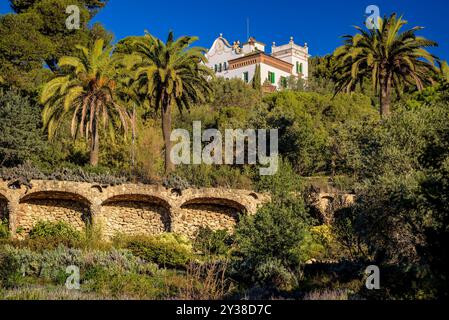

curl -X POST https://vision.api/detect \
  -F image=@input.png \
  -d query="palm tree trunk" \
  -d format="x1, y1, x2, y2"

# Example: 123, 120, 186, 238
379, 75, 392, 118
131, 105, 136, 170
161, 102, 174, 174
90, 118, 100, 167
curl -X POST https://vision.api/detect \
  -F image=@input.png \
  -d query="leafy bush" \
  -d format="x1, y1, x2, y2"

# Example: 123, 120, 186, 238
20, 221, 85, 250
82, 266, 167, 299
233, 160, 312, 290
211, 77, 262, 110
252, 258, 299, 291
194, 227, 234, 256
304, 225, 350, 261
119, 234, 193, 269
0, 248, 22, 288
260, 91, 376, 176
29, 221, 82, 242
0, 219, 9, 239
0, 244, 152, 288
334, 98, 449, 299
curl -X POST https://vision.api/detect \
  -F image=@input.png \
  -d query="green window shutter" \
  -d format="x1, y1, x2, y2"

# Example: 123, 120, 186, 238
269, 72, 275, 84
243, 72, 249, 83
296, 62, 299, 73
299, 63, 303, 74
281, 76, 287, 88
214, 64, 217, 72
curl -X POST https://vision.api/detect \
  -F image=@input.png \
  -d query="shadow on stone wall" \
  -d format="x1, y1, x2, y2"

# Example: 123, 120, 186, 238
101, 194, 171, 239
18, 191, 91, 236
175, 198, 244, 238
0, 194, 8, 222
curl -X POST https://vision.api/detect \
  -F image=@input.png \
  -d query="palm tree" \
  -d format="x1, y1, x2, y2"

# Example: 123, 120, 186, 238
40, 39, 130, 166
440, 61, 449, 83
333, 14, 438, 117
120, 31, 214, 173
114, 53, 146, 169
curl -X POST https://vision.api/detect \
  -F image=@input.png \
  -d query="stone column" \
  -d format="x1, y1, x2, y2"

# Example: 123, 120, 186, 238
169, 206, 184, 235
88, 203, 105, 240
7, 195, 20, 239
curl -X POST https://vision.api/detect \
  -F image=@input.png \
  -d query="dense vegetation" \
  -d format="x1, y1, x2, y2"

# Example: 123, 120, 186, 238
0, 1, 448, 300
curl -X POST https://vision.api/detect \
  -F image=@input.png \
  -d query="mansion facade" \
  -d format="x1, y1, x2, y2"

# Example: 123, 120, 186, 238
205, 34, 310, 90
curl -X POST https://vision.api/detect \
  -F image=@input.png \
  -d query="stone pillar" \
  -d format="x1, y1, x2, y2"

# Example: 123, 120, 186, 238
169, 206, 184, 235
88, 203, 105, 240
7, 195, 20, 239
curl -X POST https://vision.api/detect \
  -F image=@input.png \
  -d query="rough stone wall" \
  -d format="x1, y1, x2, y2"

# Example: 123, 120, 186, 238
0, 179, 357, 240
174, 204, 241, 239
316, 193, 355, 224
100, 201, 170, 239
17, 199, 90, 236
0, 180, 268, 240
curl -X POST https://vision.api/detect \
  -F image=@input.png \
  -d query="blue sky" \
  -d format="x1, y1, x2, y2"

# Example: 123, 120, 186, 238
1, 0, 449, 60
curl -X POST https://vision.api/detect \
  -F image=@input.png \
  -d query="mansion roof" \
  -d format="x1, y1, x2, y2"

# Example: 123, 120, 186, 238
228, 51, 293, 73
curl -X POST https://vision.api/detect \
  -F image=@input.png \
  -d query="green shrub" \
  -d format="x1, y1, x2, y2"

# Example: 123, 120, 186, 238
253, 258, 298, 291
8, 221, 85, 250
0, 248, 22, 288
233, 160, 312, 289
29, 221, 82, 242
120, 234, 193, 269
0, 245, 152, 287
83, 266, 169, 299
0, 219, 9, 239
194, 227, 233, 256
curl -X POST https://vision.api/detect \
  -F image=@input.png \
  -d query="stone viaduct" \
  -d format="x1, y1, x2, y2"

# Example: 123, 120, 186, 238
0, 180, 269, 240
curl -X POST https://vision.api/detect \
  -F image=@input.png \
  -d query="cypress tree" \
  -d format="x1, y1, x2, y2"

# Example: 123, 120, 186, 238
252, 64, 262, 91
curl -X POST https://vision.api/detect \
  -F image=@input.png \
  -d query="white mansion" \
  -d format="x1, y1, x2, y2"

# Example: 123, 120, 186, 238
205, 34, 310, 89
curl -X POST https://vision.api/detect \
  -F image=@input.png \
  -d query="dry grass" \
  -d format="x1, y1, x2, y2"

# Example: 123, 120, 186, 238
177, 261, 235, 300
303, 289, 349, 300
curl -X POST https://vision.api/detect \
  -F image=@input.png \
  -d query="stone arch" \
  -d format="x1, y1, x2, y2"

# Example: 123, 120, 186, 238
175, 197, 247, 238
100, 194, 172, 239
18, 191, 92, 236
